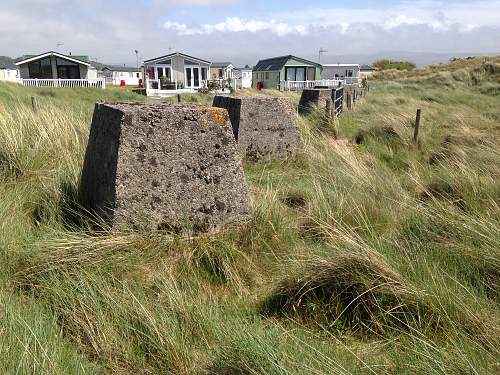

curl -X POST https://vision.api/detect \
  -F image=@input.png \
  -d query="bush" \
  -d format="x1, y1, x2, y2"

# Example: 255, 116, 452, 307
373, 59, 417, 71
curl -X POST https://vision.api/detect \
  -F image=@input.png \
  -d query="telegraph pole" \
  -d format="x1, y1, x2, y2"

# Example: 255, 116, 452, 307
318, 48, 328, 63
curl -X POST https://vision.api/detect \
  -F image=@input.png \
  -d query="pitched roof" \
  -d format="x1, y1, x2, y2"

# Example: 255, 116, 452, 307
0, 62, 17, 70
211, 62, 233, 68
235, 65, 252, 71
103, 65, 140, 72
253, 55, 321, 71
144, 52, 211, 65
15, 52, 91, 66
322, 63, 360, 68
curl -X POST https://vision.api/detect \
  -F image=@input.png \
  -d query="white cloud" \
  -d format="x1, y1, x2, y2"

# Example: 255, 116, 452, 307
163, 0, 500, 36
164, 17, 309, 36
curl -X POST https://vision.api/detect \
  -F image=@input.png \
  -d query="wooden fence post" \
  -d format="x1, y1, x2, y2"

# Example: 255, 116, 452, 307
347, 93, 352, 111
413, 109, 422, 143
177, 94, 181, 103
31, 96, 38, 112
325, 98, 332, 120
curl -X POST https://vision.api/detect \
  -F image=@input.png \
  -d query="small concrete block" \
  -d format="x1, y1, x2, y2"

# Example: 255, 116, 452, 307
213, 95, 300, 161
79, 102, 251, 233
298, 88, 334, 115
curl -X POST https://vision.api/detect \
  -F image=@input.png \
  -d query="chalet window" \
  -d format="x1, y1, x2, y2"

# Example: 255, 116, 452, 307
145, 67, 154, 79
296, 68, 305, 81
156, 67, 171, 80
285, 67, 307, 81
201, 67, 207, 81
307, 67, 316, 80
346, 69, 354, 77
56, 58, 80, 79
218, 69, 223, 78
28, 57, 52, 79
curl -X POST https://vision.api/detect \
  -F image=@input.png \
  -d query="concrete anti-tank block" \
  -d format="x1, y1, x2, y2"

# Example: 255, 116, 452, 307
298, 88, 334, 115
212, 95, 300, 161
79, 102, 251, 232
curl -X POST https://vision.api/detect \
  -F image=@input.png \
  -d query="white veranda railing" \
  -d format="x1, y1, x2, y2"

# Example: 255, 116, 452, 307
281, 77, 359, 91
19, 78, 106, 89
145, 78, 213, 92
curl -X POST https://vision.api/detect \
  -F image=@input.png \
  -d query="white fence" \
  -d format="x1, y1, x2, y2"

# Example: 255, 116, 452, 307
19, 78, 106, 89
145, 79, 185, 92
281, 77, 359, 91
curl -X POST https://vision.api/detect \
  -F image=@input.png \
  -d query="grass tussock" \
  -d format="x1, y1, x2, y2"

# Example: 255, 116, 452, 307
262, 251, 440, 336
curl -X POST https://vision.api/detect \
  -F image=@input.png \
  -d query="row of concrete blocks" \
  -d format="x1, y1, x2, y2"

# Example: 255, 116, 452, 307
298, 86, 367, 117
79, 95, 300, 234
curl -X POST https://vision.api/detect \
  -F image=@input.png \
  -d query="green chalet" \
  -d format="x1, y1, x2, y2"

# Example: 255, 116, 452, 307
252, 55, 322, 91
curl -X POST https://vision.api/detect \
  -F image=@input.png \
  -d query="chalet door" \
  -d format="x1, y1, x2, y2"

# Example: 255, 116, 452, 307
185, 67, 192, 88
156, 67, 163, 80
185, 67, 200, 88
193, 68, 199, 87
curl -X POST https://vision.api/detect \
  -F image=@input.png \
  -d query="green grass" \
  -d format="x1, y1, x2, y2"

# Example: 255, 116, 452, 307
0, 57, 499, 374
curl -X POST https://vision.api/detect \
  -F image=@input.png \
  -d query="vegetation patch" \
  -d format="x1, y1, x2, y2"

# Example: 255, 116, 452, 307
261, 253, 441, 336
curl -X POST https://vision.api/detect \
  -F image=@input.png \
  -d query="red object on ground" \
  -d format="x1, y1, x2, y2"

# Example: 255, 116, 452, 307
120, 80, 126, 87
256, 81, 263, 90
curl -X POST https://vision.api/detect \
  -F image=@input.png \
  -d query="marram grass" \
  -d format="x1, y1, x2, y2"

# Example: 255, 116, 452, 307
0, 57, 499, 374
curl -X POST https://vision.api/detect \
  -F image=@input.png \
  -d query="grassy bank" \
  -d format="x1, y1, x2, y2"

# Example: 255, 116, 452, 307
0, 57, 499, 374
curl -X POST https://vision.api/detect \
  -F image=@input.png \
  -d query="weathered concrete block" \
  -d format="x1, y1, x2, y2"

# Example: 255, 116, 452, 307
79, 102, 251, 232
212, 95, 300, 161
298, 89, 334, 116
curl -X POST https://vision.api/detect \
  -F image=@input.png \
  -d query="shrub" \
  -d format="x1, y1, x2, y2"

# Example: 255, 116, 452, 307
373, 59, 417, 71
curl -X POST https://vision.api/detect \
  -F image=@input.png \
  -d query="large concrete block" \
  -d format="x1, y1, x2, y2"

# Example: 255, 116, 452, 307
79, 102, 251, 233
212, 95, 300, 161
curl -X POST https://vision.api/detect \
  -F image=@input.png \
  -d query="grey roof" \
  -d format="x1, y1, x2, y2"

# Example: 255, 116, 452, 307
253, 55, 321, 72
144, 51, 211, 65
15, 51, 90, 66
0, 63, 17, 70
235, 64, 252, 71
211, 62, 233, 68
360, 64, 375, 70
103, 65, 140, 72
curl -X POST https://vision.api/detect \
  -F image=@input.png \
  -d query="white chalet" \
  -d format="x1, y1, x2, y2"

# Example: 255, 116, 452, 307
143, 52, 211, 97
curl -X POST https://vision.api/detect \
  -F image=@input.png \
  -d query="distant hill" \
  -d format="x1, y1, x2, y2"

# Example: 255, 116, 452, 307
0, 56, 15, 65
371, 55, 500, 85
315, 51, 500, 67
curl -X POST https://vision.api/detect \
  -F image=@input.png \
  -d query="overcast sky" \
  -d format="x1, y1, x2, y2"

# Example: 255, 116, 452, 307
1, 0, 499, 66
